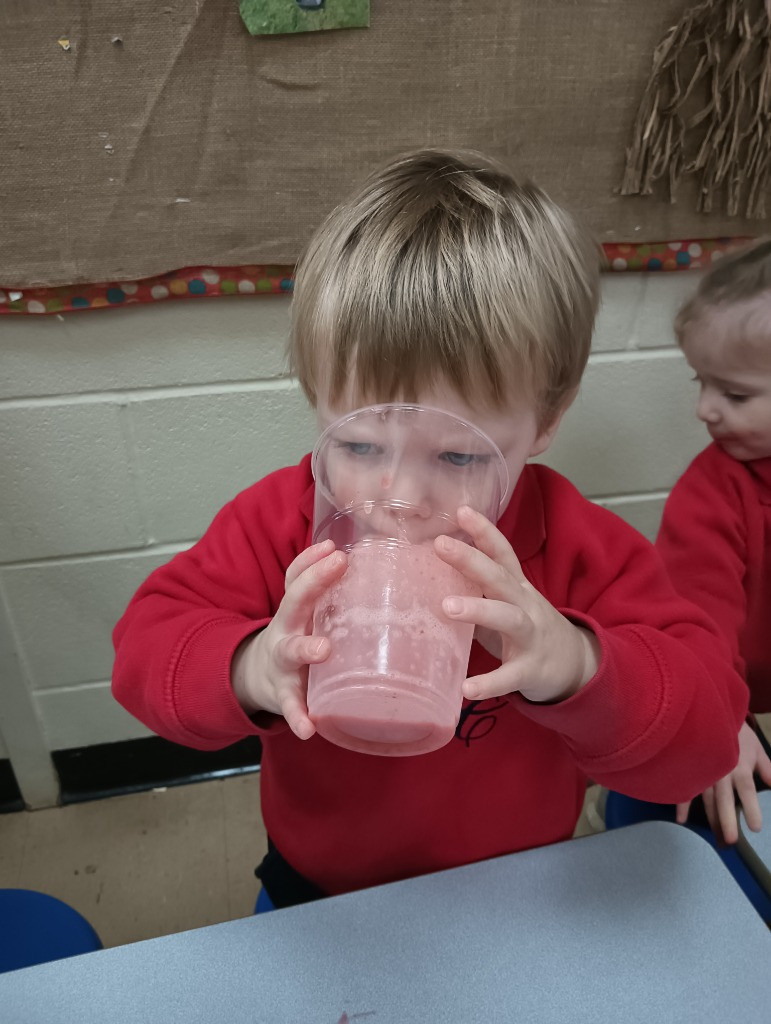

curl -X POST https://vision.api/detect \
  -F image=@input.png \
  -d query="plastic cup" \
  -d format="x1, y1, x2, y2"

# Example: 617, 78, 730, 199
307, 403, 509, 757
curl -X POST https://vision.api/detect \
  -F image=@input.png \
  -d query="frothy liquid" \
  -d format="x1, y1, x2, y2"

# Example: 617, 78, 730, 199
307, 540, 481, 756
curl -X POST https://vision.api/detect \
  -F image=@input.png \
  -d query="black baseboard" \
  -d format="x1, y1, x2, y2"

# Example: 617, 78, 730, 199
0, 760, 24, 814
52, 735, 262, 806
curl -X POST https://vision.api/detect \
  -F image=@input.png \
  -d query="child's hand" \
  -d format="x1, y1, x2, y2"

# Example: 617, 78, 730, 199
676, 721, 771, 843
231, 540, 348, 740
435, 505, 601, 704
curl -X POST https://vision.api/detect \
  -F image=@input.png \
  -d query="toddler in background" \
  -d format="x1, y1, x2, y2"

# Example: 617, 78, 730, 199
657, 239, 771, 843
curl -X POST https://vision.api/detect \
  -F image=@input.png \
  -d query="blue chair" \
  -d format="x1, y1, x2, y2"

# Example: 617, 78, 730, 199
0, 889, 102, 973
603, 793, 771, 924
254, 887, 276, 914
603, 792, 676, 831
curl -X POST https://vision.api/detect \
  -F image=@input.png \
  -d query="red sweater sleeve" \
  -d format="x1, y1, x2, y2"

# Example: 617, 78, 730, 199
112, 459, 314, 749
655, 445, 748, 679
510, 468, 747, 803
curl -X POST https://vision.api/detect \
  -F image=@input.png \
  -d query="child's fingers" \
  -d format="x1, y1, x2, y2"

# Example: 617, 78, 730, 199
455, 505, 526, 581
675, 800, 691, 825
435, 534, 524, 603
443, 595, 531, 644
461, 664, 522, 702
702, 787, 728, 845
279, 549, 348, 633
279, 687, 316, 741
285, 539, 336, 588
736, 776, 763, 833
713, 777, 739, 844
274, 633, 330, 672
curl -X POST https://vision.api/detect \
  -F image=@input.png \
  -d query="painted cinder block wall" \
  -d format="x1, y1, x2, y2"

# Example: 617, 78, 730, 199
0, 272, 707, 802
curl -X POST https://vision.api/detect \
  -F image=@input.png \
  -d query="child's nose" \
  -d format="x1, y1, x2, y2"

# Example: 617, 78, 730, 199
696, 387, 721, 424
381, 467, 430, 512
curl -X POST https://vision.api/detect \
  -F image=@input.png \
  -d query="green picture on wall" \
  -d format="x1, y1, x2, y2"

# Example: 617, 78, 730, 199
240, 0, 370, 36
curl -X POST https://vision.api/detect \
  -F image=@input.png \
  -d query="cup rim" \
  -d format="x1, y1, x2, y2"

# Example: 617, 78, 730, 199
311, 402, 510, 516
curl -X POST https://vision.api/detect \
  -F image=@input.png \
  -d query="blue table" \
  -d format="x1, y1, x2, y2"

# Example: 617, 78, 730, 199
2, 822, 770, 1024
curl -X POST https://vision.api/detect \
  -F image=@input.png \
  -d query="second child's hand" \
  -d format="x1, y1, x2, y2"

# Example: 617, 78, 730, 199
434, 505, 600, 704
676, 721, 771, 843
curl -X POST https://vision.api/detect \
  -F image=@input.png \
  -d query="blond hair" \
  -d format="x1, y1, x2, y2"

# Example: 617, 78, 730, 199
289, 149, 600, 426
674, 239, 771, 344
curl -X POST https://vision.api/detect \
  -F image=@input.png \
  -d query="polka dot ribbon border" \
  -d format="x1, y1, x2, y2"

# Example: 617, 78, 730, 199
0, 240, 752, 315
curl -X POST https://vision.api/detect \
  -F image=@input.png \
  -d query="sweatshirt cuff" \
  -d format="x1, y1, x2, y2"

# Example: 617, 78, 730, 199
169, 616, 290, 745
510, 610, 666, 761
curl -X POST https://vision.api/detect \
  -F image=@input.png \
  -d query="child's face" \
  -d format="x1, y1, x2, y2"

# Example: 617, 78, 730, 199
316, 377, 561, 534
681, 296, 771, 462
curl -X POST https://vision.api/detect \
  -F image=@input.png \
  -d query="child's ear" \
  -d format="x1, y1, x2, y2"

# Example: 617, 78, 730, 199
528, 392, 576, 457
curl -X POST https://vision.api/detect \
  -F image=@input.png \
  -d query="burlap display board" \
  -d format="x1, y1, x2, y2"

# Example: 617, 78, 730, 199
1, 0, 767, 288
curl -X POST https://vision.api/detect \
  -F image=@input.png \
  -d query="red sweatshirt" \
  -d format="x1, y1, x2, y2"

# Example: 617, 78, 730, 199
113, 456, 746, 897
657, 442, 771, 714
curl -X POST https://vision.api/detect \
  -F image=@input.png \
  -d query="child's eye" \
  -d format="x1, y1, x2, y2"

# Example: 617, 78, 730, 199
440, 451, 489, 467
337, 441, 383, 456
725, 392, 750, 404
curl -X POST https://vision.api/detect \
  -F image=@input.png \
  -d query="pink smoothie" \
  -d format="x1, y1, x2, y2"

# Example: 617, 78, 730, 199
307, 540, 481, 756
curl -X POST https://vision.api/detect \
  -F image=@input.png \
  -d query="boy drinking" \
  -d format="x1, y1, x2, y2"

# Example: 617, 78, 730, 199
113, 150, 746, 908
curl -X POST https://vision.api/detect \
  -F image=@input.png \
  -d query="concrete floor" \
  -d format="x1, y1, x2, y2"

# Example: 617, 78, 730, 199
0, 772, 267, 949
